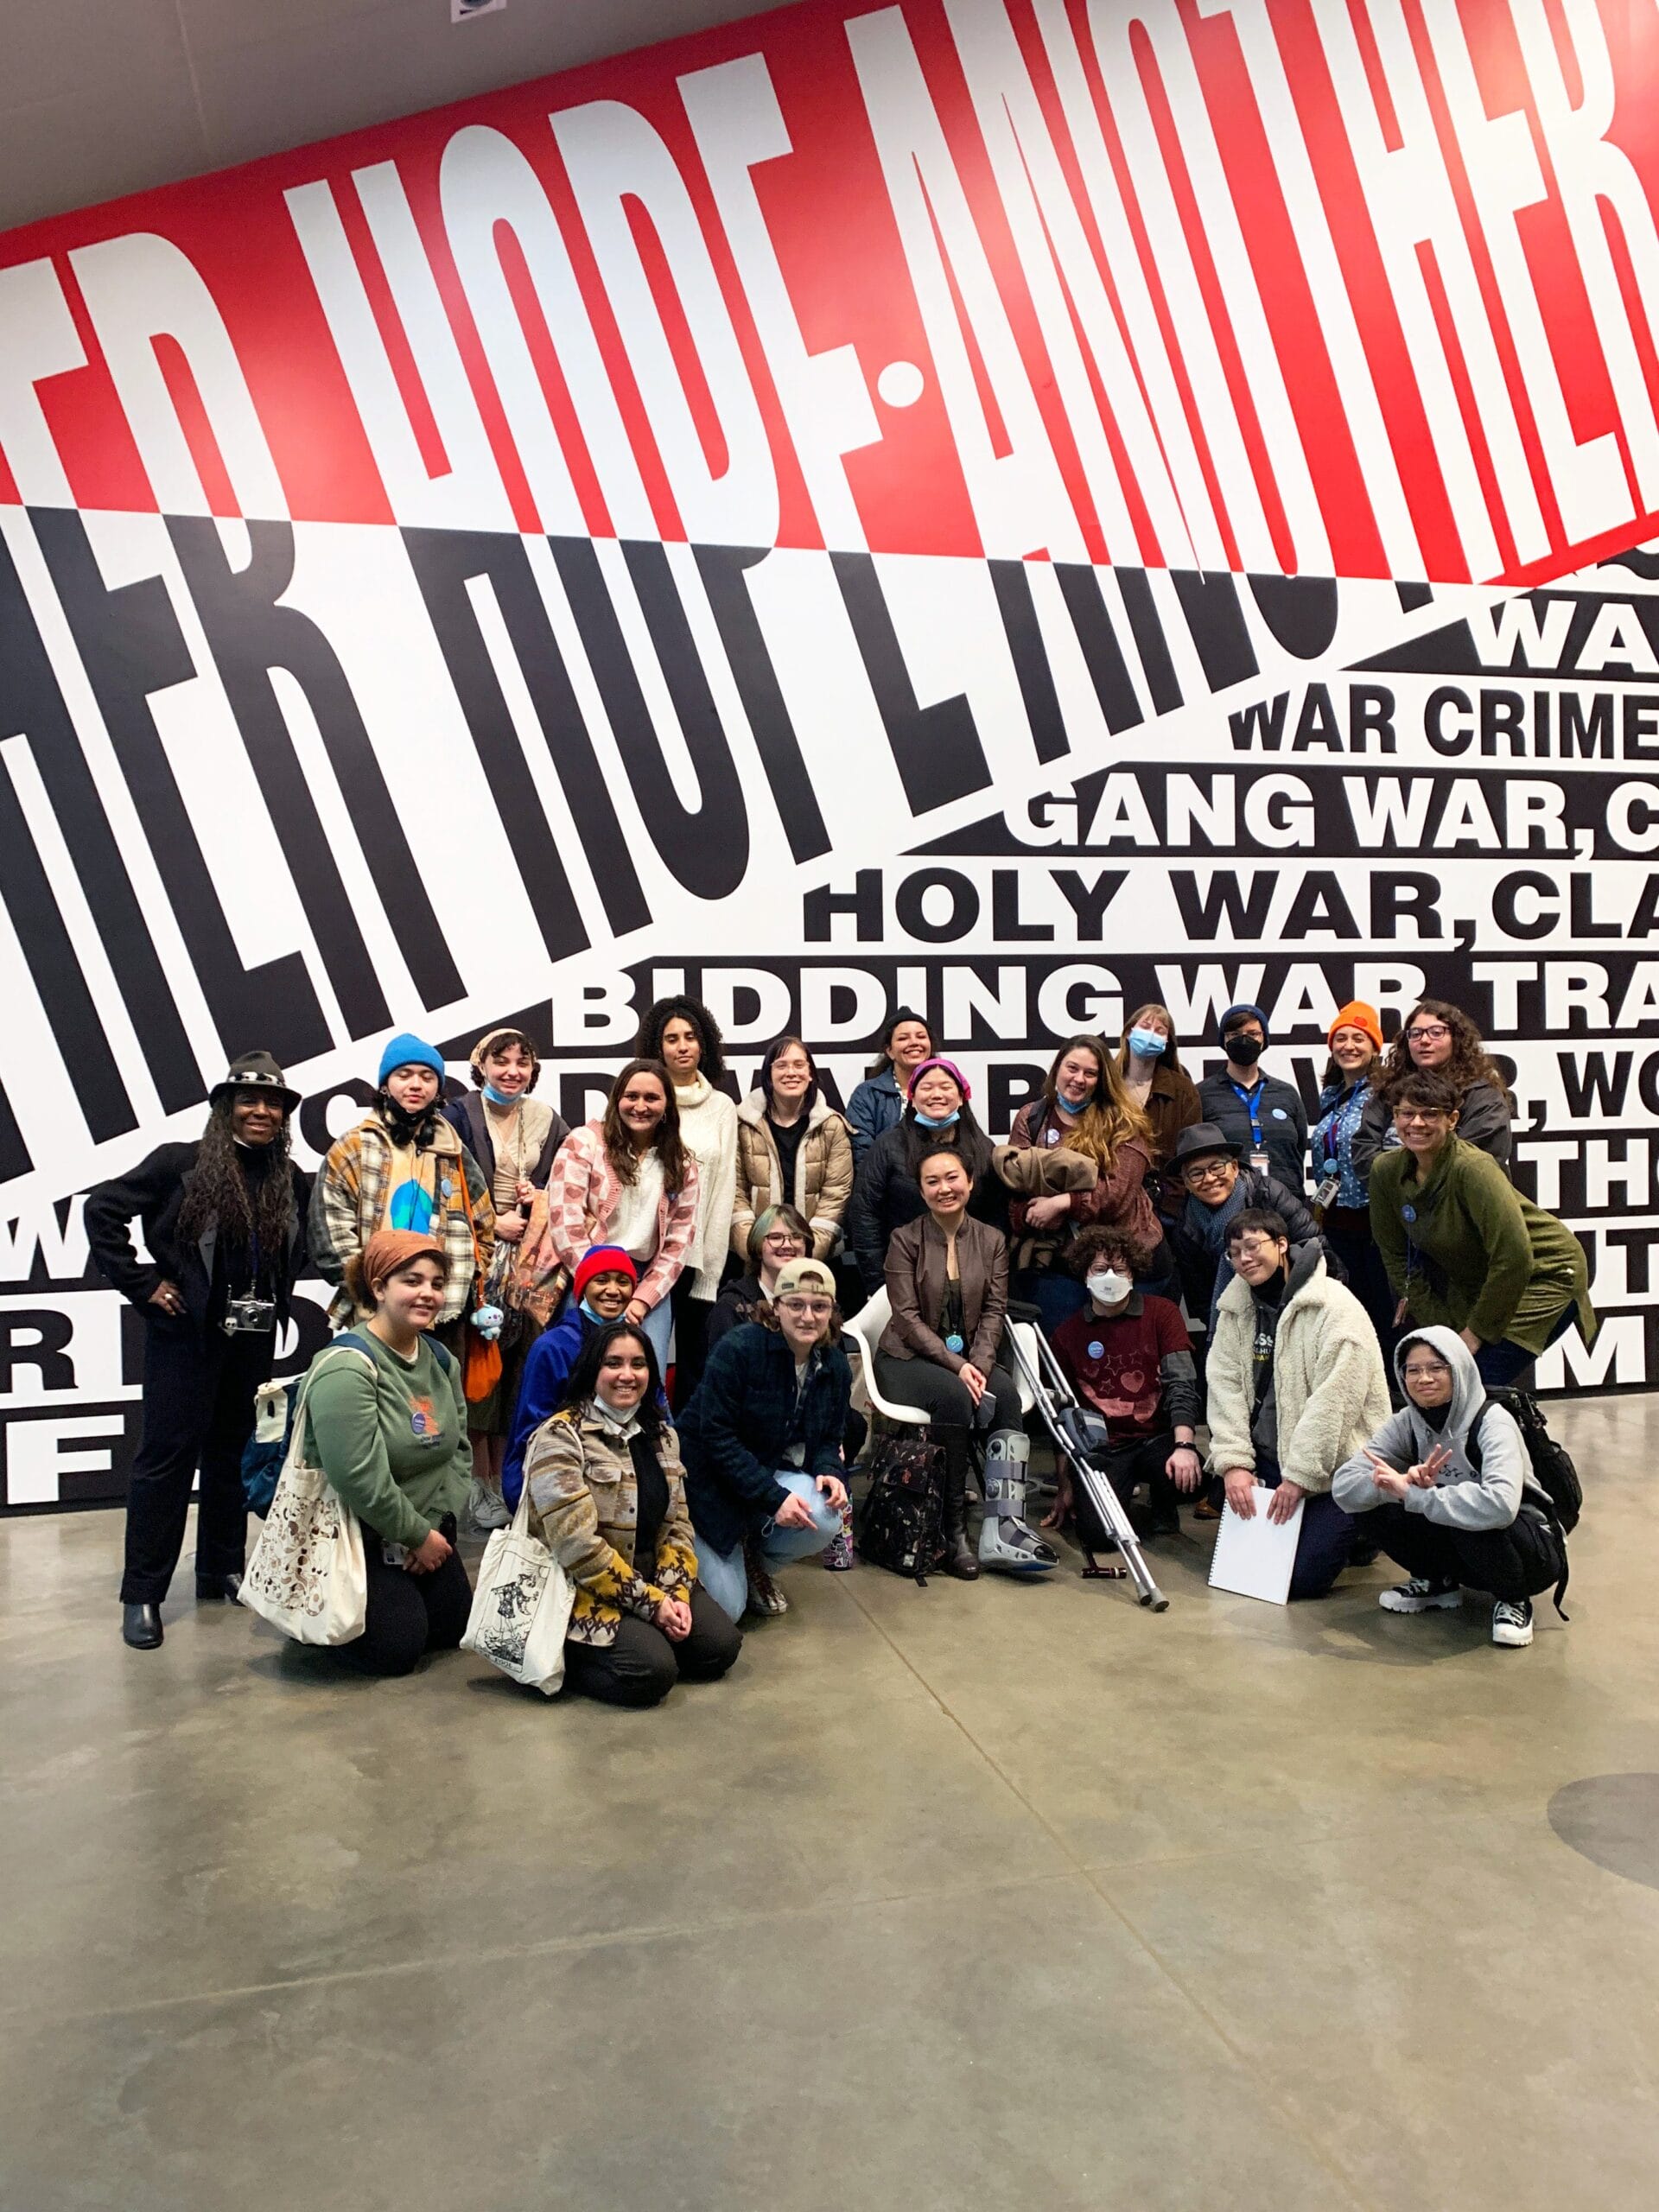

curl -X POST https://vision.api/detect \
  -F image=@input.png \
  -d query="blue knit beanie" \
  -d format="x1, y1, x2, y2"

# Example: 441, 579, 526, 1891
378, 1032, 446, 1085
1217, 1001, 1269, 1046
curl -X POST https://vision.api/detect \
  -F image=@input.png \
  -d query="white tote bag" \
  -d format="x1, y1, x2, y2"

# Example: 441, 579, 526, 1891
239, 1347, 372, 1647
461, 1479, 575, 1695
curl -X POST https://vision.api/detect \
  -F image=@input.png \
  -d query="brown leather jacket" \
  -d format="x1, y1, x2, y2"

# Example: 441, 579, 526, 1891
879, 1212, 1008, 1377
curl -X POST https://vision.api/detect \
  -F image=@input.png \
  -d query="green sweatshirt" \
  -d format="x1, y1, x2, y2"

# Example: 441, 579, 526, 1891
1370, 1137, 1594, 1355
302, 1329, 471, 1547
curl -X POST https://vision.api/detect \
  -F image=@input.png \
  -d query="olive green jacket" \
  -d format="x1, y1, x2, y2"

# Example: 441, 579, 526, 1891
1370, 1138, 1594, 1355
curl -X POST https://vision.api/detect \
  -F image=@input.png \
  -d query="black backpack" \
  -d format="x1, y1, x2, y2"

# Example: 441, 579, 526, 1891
1467, 1386, 1580, 1618
857, 1432, 946, 1585
1466, 1386, 1581, 1535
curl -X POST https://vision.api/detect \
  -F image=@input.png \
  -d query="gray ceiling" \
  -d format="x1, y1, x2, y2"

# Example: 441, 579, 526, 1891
0, 0, 782, 235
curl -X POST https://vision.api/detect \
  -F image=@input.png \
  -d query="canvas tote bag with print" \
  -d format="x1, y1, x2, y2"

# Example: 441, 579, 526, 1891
239, 1343, 373, 1646
462, 1476, 575, 1695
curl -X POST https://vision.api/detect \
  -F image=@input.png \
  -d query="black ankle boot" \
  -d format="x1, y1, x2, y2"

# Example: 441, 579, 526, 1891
195, 1572, 244, 1602
122, 1603, 162, 1649
941, 1456, 980, 1581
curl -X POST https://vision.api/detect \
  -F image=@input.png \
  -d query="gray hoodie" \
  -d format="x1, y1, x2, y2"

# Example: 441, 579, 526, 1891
1332, 1325, 1541, 1532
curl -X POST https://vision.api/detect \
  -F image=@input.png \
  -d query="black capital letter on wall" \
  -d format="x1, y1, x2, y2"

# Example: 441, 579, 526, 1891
0, 527, 197, 1116
168, 518, 462, 1028
34, 510, 328, 1067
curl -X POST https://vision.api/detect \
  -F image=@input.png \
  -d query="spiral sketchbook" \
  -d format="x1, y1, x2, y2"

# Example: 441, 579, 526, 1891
1207, 1485, 1302, 1605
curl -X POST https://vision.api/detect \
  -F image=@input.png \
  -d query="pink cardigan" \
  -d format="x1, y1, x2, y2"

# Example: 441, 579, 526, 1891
517, 1123, 699, 1318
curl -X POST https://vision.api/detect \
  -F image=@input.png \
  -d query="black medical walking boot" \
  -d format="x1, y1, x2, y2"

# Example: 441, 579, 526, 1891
122, 1603, 163, 1649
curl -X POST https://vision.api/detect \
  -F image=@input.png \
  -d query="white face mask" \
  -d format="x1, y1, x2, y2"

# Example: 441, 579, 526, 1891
1086, 1269, 1133, 1306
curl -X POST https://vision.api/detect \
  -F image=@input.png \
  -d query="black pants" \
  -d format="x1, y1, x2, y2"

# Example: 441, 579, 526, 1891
562, 1586, 742, 1708
1077, 1430, 1177, 1547
1257, 1456, 1357, 1602
1323, 1211, 1398, 1367
669, 1272, 712, 1413
120, 1318, 273, 1605
872, 1355, 1020, 1491
1361, 1501, 1565, 1603
340, 1516, 473, 1677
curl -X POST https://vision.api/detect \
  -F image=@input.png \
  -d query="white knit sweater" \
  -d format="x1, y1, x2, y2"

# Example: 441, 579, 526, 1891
673, 1077, 740, 1301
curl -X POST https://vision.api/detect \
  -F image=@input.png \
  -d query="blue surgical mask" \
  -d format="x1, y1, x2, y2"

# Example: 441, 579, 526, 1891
1127, 1027, 1166, 1060
912, 1108, 961, 1129
579, 1298, 607, 1324
482, 1083, 520, 1106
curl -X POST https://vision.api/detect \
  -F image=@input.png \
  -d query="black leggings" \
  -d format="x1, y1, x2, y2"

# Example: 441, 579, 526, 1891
1363, 1502, 1565, 1604
562, 1586, 742, 1708
872, 1356, 1020, 1489
341, 1516, 473, 1677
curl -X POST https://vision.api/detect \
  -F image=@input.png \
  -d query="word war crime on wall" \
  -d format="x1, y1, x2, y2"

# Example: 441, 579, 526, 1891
4, 0, 1659, 1505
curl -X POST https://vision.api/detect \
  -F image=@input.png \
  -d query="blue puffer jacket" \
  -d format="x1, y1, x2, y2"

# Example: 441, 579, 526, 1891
502, 1307, 594, 1509
847, 1069, 904, 1164
678, 1321, 852, 1556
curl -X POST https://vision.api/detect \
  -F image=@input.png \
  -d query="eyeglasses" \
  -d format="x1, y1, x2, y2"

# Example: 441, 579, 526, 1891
763, 1234, 804, 1250
1230, 1237, 1280, 1261
779, 1298, 834, 1318
1402, 1360, 1452, 1379
1224, 1027, 1264, 1044
1184, 1160, 1234, 1183
1406, 1024, 1451, 1042
1395, 1109, 1449, 1126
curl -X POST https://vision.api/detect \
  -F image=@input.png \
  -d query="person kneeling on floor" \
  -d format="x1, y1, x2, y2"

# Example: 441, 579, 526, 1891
1206, 1209, 1390, 1601
521, 1322, 741, 1707
677, 1259, 851, 1621
1047, 1228, 1202, 1545
1332, 1327, 1567, 1649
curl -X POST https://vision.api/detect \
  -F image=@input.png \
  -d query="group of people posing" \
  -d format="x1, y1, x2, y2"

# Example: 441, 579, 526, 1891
87, 987, 1592, 1691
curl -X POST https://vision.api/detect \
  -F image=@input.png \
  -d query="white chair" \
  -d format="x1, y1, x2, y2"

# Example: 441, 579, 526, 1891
843, 1290, 1036, 1422
839, 1288, 931, 1424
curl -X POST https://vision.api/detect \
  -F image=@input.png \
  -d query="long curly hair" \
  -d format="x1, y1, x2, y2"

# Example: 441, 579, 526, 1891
601, 1058, 691, 1192
1039, 1034, 1149, 1169
633, 995, 727, 1084
1376, 1000, 1507, 1109
175, 1099, 297, 1277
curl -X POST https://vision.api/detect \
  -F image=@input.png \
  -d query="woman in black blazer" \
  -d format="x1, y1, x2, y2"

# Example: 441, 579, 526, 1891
85, 1052, 310, 1650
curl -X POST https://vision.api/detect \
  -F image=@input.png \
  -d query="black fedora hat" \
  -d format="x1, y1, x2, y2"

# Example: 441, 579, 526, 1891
1172, 1121, 1245, 1169
210, 1051, 302, 1116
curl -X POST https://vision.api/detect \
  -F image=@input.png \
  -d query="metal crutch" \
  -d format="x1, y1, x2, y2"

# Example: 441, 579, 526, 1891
1006, 1306, 1169, 1611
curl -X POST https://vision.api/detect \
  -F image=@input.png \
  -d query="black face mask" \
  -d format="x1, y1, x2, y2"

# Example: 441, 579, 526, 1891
1224, 1033, 1265, 1067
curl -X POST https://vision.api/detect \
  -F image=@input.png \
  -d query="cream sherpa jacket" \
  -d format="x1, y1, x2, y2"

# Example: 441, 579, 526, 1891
1205, 1248, 1390, 1494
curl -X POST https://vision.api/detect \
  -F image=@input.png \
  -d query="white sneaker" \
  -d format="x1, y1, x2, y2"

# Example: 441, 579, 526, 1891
468, 1477, 509, 1533
1491, 1598, 1534, 1648
1378, 1576, 1463, 1614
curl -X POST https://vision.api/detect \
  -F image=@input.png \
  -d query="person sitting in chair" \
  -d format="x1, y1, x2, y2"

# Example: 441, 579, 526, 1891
1047, 1228, 1201, 1551
1205, 1208, 1390, 1602
874, 1147, 1054, 1580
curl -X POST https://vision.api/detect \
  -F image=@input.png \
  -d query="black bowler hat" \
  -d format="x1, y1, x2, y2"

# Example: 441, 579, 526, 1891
210, 1051, 301, 1116
1172, 1122, 1245, 1170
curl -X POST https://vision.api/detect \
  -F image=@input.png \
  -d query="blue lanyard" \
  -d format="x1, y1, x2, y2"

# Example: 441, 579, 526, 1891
1230, 1077, 1264, 1147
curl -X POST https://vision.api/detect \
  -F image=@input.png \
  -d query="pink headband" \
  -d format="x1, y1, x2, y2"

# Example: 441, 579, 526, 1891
906, 1055, 971, 1101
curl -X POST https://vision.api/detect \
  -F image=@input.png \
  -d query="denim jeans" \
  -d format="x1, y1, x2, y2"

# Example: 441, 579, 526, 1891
696, 1473, 842, 1622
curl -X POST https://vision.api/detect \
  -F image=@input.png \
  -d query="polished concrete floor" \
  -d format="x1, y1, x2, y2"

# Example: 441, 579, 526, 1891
3, 1388, 1656, 2212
